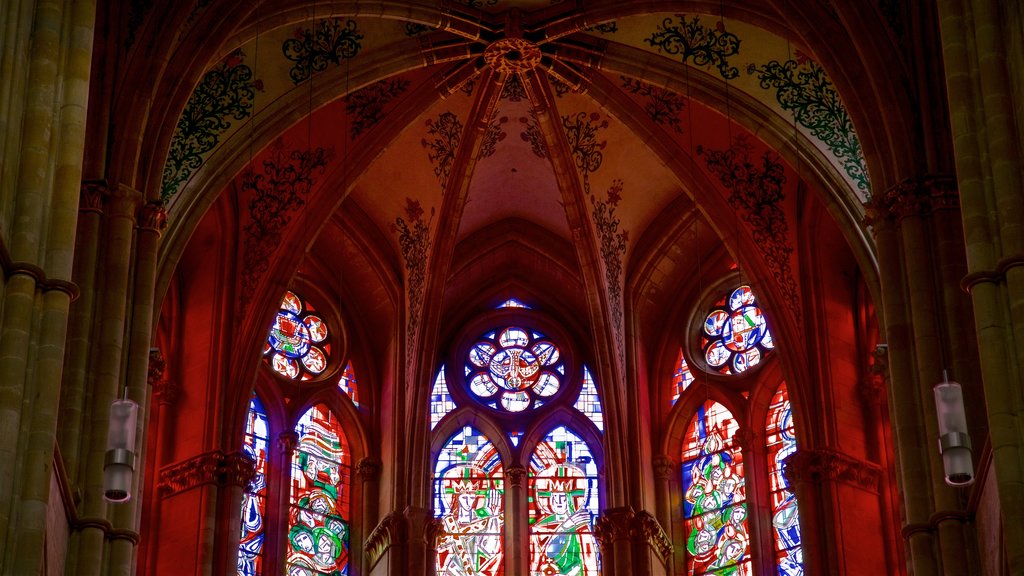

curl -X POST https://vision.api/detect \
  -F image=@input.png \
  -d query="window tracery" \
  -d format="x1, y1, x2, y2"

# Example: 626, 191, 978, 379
700, 285, 774, 375
265, 291, 333, 381
671, 284, 803, 576
431, 304, 603, 575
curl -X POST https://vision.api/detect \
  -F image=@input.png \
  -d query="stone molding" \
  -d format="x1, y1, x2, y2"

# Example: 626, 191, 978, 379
505, 465, 527, 488
278, 431, 299, 455
138, 201, 168, 233
594, 507, 672, 561
80, 180, 108, 213
652, 455, 673, 480
864, 175, 958, 225
632, 510, 673, 562
783, 449, 881, 491
0, 235, 80, 300
158, 450, 255, 497
364, 511, 404, 569
356, 457, 382, 482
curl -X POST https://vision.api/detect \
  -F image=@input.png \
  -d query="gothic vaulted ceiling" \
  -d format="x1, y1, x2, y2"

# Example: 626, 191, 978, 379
150, 0, 886, 375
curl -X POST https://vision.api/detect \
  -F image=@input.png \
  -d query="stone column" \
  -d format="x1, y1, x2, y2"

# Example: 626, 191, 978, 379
271, 431, 299, 575
142, 350, 177, 576
631, 511, 671, 576
0, 0, 96, 560
860, 345, 901, 574
357, 457, 383, 574
504, 465, 527, 575
59, 182, 107, 487
652, 456, 673, 532
866, 186, 939, 576
73, 184, 142, 576
595, 507, 635, 575
938, 1, 1024, 571
109, 200, 167, 576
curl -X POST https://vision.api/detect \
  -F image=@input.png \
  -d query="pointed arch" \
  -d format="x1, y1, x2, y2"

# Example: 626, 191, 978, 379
286, 403, 352, 575
433, 426, 506, 575
528, 425, 601, 575
681, 401, 751, 576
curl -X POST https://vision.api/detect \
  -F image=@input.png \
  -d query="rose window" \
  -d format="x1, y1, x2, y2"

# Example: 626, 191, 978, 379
264, 291, 331, 380
701, 285, 774, 374
465, 326, 564, 412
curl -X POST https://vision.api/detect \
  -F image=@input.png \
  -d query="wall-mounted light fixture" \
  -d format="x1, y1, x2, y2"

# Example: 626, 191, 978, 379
934, 372, 973, 486
104, 395, 139, 502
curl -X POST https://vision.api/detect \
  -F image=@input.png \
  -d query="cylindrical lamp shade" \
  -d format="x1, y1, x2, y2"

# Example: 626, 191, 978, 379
104, 399, 139, 502
934, 380, 973, 486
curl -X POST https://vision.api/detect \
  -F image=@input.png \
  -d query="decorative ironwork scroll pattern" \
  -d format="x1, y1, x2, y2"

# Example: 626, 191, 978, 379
161, 51, 261, 201
282, 18, 364, 85
645, 15, 741, 80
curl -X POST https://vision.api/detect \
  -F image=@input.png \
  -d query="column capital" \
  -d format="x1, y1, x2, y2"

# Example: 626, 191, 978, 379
594, 507, 634, 551
783, 449, 881, 491
505, 465, 527, 488
137, 201, 168, 233
652, 455, 674, 480
631, 510, 673, 563
864, 175, 959, 224
278, 431, 299, 456
80, 180, 108, 213
157, 450, 255, 496
356, 457, 382, 482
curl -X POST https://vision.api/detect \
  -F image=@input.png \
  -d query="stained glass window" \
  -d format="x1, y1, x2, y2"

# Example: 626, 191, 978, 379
701, 285, 774, 375
529, 426, 600, 575
766, 383, 802, 575
434, 426, 504, 576
498, 298, 530, 309
265, 291, 332, 381
574, 366, 604, 432
672, 349, 696, 404
337, 361, 359, 407
430, 365, 456, 430
238, 394, 269, 576
682, 401, 751, 576
465, 326, 565, 413
287, 404, 350, 576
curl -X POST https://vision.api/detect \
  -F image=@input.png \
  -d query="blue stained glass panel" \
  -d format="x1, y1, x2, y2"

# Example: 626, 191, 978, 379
574, 366, 604, 432
430, 366, 457, 430
237, 394, 268, 576
434, 427, 505, 575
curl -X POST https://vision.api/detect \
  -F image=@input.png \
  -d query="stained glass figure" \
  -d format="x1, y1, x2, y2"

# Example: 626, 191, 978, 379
682, 401, 751, 576
434, 426, 504, 576
287, 405, 350, 576
672, 349, 696, 404
529, 427, 600, 575
238, 394, 269, 576
498, 298, 530, 309
337, 361, 359, 407
465, 326, 564, 413
574, 366, 604, 432
430, 365, 457, 430
766, 383, 803, 575
701, 286, 773, 375
265, 291, 332, 381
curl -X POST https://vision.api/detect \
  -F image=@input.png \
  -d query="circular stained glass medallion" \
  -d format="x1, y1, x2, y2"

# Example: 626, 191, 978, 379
465, 326, 564, 413
264, 291, 332, 381
701, 285, 774, 375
